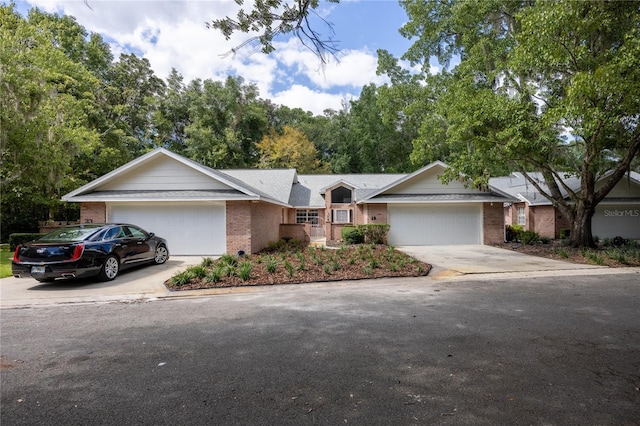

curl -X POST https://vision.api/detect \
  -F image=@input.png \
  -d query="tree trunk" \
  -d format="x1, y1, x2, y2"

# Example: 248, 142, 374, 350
569, 204, 595, 248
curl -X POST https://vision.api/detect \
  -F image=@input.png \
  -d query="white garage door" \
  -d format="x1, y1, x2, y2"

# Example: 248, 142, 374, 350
592, 205, 640, 239
110, 203, 226, 255
388, 203, 482, 245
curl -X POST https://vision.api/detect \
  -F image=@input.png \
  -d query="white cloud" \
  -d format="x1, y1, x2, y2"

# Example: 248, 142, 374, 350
272, 84, 356, 114
20, 0, 398, 115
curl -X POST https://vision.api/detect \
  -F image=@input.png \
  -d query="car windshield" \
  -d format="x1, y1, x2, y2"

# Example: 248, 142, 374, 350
37, 226, 103, 243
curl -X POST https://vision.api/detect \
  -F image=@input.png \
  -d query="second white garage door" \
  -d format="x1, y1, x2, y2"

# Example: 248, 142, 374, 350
110, 202, 226, 255
388, 203, 482, 245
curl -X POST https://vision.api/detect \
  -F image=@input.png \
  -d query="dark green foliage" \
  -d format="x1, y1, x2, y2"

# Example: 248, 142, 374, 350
357, 224, 390, 244
520, 230, 540, 245
9, 234, 45, 250
342, 227, 364, 244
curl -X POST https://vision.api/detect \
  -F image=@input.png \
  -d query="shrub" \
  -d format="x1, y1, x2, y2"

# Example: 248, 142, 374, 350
520, 230, 540, 245
267, 238, 304, 253
206, 266, 224, 283
586, 251, 604, 265
170, 265, 205, 286
284, 260, 295, 278
265, 257, 278, 273
357, 224, 390, 244
219, 254, 238, 267
554, 248, 570, 258
9, 233, 44, 250
606, 249, 628, 265
201, 257, 215, 267
188, 265, 207, 279
540, 237, 551, 244
559, 228, 570, 240
505, 225, 519, 242
612, 236, 628, 247
342, 226, 364, 244
238, 262, 253, 281
171, 270, 195, 286
222, 264, 237, 277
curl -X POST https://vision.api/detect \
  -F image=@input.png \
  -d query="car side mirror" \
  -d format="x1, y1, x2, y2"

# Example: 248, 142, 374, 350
149, 232, 155, 238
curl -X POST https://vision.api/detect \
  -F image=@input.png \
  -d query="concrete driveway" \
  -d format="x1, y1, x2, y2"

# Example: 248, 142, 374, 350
0, 256, 203, 308
397, 244, 604, 277
1, 245, 611, 308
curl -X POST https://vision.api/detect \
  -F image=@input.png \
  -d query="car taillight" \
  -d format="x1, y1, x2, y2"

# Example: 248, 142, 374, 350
70, 244, 85, 260
13, 245, 21, 262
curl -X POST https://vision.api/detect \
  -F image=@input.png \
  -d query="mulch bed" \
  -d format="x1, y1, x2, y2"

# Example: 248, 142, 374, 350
493, 241, 640, 267
166, 245, 432, 291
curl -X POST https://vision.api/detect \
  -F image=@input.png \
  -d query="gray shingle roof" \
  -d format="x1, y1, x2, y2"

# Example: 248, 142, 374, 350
64, 190, 252, 202
366, 193, 511, 203
221, 169, 297, 205
289, 174, 403, 207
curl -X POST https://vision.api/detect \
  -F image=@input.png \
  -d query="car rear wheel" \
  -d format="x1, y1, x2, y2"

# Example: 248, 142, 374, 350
98, 255, 119, 281
154, 245, 169, 264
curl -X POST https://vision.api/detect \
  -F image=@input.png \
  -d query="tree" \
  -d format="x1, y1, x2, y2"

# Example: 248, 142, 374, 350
393, 0, 640, 247
184, 76, 268, 168
209, 0, 340, 64
257, 125, 322, 173
1, 5, 100, 237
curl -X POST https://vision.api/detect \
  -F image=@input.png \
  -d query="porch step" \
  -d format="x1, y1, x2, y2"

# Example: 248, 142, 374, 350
309, 239, 326, 248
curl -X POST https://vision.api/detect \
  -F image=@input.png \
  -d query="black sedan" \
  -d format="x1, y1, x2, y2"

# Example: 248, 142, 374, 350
12, 224, 169, 282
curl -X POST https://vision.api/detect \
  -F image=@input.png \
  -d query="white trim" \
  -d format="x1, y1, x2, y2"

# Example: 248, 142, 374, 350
62, 148, 260, 201
358, 161, 451, 202
332, 209, 352, 223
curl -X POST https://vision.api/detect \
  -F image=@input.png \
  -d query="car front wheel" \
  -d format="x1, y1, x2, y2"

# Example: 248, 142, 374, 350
98, 255, 119, 281
154, 245, 169, 264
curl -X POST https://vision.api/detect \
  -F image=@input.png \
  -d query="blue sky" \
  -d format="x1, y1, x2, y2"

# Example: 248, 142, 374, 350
13, 0, 431, 115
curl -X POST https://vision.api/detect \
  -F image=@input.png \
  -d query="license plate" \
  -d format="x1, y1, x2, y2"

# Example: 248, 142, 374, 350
31, 266, 46, 274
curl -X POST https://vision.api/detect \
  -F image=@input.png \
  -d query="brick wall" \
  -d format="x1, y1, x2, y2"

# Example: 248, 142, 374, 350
279, 224, 309, 243
80, 202, 106, 224
365, 204, 388, 224
532, 205, 556, 239
483, 202, 504, 244
250, 202, 282, 253
226, 201, 252, 255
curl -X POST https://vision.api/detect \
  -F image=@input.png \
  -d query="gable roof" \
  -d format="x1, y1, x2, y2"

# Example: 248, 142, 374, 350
490, 171, 640, 205
360, 161, 515, 204
290, 174, 403, 207
62, 148, 287, 204
63, 148, 519, 208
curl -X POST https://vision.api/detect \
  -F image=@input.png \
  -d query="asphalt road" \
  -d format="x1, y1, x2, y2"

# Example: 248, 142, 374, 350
1, 273, 639, 425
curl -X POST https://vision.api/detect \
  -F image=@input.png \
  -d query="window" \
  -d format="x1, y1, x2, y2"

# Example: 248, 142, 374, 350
332, 209, 352, 223
517, 207, 526, 225
296, 209, 319, 224
331, 186, 352, 204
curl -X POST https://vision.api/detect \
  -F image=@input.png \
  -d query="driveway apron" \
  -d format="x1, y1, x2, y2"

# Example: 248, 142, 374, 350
0, 256, 204, 308
397, 244, 603, 277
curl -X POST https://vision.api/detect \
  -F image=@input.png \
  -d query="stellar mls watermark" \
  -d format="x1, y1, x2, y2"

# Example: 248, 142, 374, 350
603, 209, 640, 217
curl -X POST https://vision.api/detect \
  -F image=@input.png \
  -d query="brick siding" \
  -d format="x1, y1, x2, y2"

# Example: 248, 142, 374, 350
250, 202, 282, 253
80, 202, 106, 224
483, 202, 504, 244
226, 201, 252, 255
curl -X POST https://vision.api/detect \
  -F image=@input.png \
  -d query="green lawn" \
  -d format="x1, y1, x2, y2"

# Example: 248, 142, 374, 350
0, 248, 13, 278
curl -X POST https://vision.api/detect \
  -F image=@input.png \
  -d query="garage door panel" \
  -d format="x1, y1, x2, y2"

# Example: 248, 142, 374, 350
593, 205, 640, 239
110, 203, 226, 255
388, 204, 481, 245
